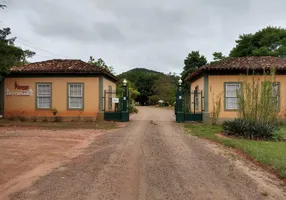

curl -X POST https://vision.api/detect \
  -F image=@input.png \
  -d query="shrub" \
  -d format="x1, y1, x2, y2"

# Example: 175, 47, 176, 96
223, 119, 277, 140
134, 107, 138, 114
128, 104, 138, 114
54, 116, 63, 122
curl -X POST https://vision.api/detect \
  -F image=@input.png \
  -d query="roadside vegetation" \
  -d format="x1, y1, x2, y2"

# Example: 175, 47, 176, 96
0, 119, 118, 130
185, 123, 286, 178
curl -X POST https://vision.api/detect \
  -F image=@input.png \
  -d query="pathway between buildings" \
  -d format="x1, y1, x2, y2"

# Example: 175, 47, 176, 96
11, 107, 286, 200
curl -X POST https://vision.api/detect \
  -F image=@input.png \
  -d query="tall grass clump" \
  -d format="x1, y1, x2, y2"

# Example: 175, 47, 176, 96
210, 87, 222, 125
238, 67, 279, 124
223, 67, 280, 140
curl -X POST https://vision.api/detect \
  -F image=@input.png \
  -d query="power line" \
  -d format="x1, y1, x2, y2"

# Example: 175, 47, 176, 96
16, 38, 72, 59
34, 53, 59, 59
17, 39, 71, 59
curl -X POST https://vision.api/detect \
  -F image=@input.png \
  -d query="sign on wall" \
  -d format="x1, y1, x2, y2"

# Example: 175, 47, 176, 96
112, 98, 119, 103
6, 81, 33, 96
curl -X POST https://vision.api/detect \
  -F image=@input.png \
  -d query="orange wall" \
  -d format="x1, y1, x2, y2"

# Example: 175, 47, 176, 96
4, 77, 99, 117
190, 76, 204, 112
103, 78, 117, 112
208, 75, 286, 119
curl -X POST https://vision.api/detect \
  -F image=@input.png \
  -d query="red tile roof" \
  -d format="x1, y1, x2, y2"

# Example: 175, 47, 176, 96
9, 59, 119, 82
186, 56, 286, 82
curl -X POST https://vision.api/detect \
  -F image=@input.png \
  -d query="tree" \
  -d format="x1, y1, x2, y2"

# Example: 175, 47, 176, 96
0, 28, 16, 44
181, 51, 207, 91
209, 52, 227, 64
0, 7, 35, 77
0, 4, 6, 9
0, 28, 36, 77
230, 26, 286, 58
152, 74, 177, 105
212, 52, 226, 62
116, 80, 140, 100
148, 95, 160, 105
88, 56, 115, 74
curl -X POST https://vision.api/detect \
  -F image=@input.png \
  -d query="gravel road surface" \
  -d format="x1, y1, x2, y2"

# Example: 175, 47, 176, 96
10, 107, 286, 200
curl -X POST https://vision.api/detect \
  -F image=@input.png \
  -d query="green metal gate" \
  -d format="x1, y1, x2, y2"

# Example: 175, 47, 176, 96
103, 90, 121, 121
103, 89, 129, 122
183, 90, 204, 122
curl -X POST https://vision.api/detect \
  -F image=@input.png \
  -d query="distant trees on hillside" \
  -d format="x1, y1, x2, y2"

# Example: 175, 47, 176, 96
117, 69, 179, 105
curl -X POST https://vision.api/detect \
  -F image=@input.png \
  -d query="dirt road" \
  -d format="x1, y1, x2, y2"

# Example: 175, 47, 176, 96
10, 107, 286, 200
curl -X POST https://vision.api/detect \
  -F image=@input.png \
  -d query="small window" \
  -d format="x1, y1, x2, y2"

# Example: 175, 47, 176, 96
225, 83, 241, 110
194, 86, 199, 110
68, 84, 83, 109
108, 85, 112, 109
37, 83, 51, 109
263, 82, 280, 109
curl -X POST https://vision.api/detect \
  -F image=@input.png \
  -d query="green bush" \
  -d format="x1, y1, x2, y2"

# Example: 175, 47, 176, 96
128, 104, 138, 114
223, 119, 277, 140
134, 107, 138, 114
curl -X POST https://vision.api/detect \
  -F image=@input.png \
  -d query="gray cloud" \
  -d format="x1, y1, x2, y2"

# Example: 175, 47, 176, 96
1, 0, 286, 74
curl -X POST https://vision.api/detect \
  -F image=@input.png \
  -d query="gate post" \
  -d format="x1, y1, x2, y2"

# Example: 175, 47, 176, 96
121, 79, 129, 122
176, 78, 184, 123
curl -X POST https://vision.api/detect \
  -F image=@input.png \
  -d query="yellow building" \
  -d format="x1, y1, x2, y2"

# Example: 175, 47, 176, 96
186, 56, 286, 124
0, 59, 119, 121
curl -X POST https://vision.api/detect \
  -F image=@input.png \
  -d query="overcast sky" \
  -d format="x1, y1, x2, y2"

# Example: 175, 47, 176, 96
1, 0, 286, 74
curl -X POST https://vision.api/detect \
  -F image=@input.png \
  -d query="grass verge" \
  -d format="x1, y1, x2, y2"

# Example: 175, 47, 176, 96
185, 123, 286, 178
0, 120, 118, 130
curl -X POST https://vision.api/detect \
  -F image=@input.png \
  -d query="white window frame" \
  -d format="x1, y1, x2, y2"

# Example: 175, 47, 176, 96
194, 86, 199, 110
36, 83, 52, 109
225, 83, 241, 110
263, 82, 280, 110
68, 83, 84, 109
272, 82, 280, 109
